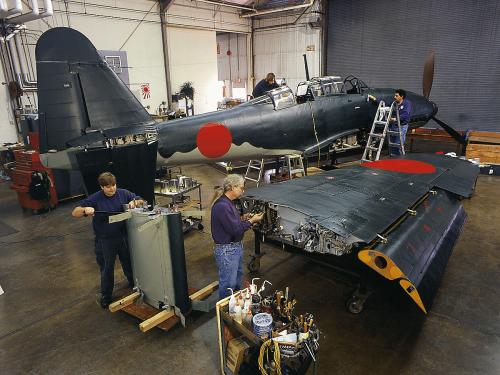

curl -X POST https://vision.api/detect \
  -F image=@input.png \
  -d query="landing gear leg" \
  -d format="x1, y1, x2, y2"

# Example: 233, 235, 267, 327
248, 230, 265, 273
345, 284, 373, 314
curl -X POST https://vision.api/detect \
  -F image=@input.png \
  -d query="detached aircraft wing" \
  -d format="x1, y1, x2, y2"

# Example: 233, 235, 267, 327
242, 154, 479, 313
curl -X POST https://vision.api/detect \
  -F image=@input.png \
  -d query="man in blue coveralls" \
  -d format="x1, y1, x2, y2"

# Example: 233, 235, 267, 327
72, 172, 144, 308
252, 73, 280, 98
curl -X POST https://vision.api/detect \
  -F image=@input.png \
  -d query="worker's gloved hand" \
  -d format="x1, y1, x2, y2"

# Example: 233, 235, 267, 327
367, 94, 376, 102
249, 212, 264, 224
84, 207, 95, 216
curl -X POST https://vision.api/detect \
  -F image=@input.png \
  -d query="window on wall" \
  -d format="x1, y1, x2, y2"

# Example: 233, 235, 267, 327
104, 56, 122, 74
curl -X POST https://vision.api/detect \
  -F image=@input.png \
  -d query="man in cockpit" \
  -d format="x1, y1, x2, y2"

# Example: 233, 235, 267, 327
252, 72, 279, 98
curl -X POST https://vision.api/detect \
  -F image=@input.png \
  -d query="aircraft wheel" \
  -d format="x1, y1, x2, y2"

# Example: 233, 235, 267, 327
345, 296, 364, 314
247, 257, 260, 273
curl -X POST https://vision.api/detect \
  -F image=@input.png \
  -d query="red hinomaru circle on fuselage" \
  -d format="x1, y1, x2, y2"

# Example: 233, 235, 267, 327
361, 159, 437, 174
196, 123, 232, 158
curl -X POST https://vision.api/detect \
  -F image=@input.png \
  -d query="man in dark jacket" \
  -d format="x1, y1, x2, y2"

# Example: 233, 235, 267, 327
252, 72, 279, 98
72, 172, 144, 308
211, 174, 263, 299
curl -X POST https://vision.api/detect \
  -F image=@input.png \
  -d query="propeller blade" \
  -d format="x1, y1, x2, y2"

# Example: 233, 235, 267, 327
423, 51, 435, 99
431, 116, 466, 145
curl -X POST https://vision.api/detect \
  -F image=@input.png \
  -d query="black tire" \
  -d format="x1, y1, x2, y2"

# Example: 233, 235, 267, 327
346, 296, 364, 314
247, 257, 260, 273
197, 223, 204, 230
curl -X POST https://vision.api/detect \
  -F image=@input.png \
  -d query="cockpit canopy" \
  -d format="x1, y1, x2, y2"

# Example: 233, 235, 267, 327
243, 75, 369, 109
244, 86, 295, 110
297, 76, 344, 98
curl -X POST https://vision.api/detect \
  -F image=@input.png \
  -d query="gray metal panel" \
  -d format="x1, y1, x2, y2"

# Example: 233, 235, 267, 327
126, 210, 177, 309
327, 0, 500, 132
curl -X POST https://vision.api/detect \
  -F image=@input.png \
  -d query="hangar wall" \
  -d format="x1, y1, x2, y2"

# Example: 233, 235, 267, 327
167, 27, 220, 114
253, 1, 323, 95
327, 0, 500, 132
0, 0, 251, 143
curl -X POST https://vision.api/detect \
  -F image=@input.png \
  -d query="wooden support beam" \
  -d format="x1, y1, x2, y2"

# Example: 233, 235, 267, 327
189, 281, 219, 301
139, 309, 175, 332
108, 292, 141, 313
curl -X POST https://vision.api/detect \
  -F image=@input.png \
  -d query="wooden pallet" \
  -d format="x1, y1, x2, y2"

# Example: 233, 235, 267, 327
466, 131, 500, 164
109, 281, 219, 332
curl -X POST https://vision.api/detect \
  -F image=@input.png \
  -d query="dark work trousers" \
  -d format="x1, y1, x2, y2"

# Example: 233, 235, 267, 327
94, 236, 134, 299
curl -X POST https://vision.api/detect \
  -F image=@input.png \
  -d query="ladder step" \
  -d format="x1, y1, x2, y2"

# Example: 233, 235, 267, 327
361, 158, 371, 162
374, 121, 387, 125
387, 131, 401, 135
369, 133, 384, 138
388, 142, 402, 147
366, 146, 379, 151
245, 177, 259, 182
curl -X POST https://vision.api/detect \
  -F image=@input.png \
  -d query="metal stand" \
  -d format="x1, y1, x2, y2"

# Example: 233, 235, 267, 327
154, 182, 203, 232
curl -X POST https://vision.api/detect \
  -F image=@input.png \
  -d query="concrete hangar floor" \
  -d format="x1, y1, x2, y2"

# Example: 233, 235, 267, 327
0, 163, 499, 375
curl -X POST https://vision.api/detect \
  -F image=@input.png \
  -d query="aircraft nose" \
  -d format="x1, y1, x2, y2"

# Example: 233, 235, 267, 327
430, 101, 438, 116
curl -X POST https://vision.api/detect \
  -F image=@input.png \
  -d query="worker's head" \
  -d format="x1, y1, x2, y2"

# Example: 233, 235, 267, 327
223, 174, 246, 200
98, 172, 117, 197
394, 89, 406, 104
265, 73, 276, 84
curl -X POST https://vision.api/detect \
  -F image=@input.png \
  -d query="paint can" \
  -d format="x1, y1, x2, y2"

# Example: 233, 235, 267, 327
253, 313, 273, 340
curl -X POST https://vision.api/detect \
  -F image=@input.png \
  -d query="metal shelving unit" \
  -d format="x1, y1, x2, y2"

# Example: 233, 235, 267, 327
154, 181, 203, 232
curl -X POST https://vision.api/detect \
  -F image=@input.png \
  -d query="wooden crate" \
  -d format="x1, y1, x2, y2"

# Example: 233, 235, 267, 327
466, 131, 500, 164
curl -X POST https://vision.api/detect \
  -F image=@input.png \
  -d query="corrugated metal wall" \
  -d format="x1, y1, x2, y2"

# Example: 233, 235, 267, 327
217, 33, 248, 81
253, 3, 322, 94
327, 0, 500, 131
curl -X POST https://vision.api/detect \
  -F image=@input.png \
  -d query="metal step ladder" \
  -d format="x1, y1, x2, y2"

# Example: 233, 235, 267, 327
244, 159, 265, 186
361, 100, 405, 162
281, 154, 306, 180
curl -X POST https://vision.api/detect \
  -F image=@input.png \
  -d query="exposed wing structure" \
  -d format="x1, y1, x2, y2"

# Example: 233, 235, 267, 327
242, 154, 479, 312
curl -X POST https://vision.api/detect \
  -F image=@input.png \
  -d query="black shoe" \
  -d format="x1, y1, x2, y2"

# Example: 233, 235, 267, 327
98, 295, 111, 309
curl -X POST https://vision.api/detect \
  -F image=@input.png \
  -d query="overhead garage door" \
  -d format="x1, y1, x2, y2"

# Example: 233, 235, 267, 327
327, 0, 500, 132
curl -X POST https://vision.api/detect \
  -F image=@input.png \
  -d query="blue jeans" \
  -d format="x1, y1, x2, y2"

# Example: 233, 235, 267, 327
389, 124, 408, 156
214, 242, 244, 300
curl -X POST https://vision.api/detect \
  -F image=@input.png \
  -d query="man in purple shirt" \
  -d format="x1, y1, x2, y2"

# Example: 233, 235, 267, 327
211, 174, 263, 299
369, 89, 413, 156
72, 172, 144, 308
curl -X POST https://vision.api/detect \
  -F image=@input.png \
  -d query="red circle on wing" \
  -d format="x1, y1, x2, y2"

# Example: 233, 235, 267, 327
361, 159, 437, 174
196, 123, 232, 158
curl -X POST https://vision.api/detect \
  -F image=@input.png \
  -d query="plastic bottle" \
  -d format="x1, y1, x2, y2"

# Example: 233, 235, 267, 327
234, 300, 242, 324
228, 288, 236, 316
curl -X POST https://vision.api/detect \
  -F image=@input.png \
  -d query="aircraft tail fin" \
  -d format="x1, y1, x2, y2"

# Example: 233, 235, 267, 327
36, 27, 153, 152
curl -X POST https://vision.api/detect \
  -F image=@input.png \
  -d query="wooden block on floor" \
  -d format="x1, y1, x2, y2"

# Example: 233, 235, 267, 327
122, 303, 180, 332
139, 309, 176, 332
190, 281, 219, 301
109, 291, 141, 312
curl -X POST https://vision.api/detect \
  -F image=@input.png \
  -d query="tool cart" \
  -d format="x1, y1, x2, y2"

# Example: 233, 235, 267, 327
216, 283, 319, 375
